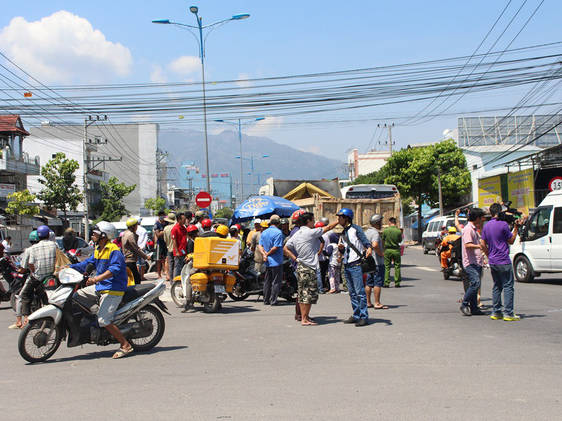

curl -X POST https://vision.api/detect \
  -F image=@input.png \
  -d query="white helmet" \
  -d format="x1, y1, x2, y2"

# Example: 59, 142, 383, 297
92, 221, 117, 240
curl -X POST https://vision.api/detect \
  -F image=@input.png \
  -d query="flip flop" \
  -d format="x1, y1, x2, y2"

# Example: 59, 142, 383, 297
374, 305, 389, 310
113, 347, 134, 359
367, 304, 374, 308
301, 321, 318, 326
8, 324, 22, 329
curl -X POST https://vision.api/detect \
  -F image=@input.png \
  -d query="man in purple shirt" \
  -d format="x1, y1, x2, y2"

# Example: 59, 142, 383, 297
481, 203, 526, 321
460, 208, 486, 317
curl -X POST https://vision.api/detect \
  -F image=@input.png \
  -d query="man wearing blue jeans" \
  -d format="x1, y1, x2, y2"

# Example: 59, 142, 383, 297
481, 203, 527, 321
337, 208, 373, 327
365, 214, 387, 309
460, 208, 486, 316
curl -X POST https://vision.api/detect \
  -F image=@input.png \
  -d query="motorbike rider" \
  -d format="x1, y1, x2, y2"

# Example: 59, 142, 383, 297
20, 225, 58, 327
8, 230, 40, 329
440, 227, 461, 270
62, 227, 79, 252
71, 222, 133, 359
122, 217, 151, 285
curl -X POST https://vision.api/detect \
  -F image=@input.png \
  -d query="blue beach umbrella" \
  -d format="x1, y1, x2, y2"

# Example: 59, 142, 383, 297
232, 196, 300, 223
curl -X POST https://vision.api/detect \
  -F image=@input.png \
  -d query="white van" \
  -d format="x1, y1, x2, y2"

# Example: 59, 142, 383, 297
510, 190, 562, 282
422, 215, 467, 254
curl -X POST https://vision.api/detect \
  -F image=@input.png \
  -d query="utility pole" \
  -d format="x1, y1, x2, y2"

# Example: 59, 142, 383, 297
378, 123, 395, 156
83, 115, 107, 239
437, 166, 444, 216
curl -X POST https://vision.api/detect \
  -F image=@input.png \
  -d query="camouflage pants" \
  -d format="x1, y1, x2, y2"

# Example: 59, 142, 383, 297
296, 263, 319, 304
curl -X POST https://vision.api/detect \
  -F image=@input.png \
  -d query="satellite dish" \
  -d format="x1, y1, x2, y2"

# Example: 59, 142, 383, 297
442, 129, 452, 137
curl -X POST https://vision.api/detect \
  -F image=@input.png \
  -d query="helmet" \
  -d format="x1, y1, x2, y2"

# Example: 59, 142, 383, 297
314, 221, 324, 228
336, 208, 354, 220
49, 230, 56, 241
370, 214, 382, 225
195, 210, 205, 218
216, 225, 229, 237
186, 224, 198, 233
229, 225, 239, 232
29, 230, 39, 242
260, 221, 269, 228
291, 209, 305, 222
126, 217, 138, 228
319, 217, 329, 226
280, 218, 289, 225
92, 221, 117, 240
37, 225, 50, 239
201, 219, 212, 228
235, 224, 242, 231
448, 226, 457, 233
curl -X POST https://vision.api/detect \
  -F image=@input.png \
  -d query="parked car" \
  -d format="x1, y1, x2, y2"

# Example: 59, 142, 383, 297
55, 236, 94, 258
421, 215, 467, 254
510, 190, 562, 282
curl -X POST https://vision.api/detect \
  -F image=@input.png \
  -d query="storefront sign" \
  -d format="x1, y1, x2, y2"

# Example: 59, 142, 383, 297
478, 175, 502, 208
507, 169, 534, 214
0, 183, 16, 198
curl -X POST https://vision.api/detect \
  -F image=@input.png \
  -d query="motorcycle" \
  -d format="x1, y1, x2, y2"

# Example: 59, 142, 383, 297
65, 248, 82, 264
228, 249, 297, 303
0, 257, 58, 312
171, 237, 238, 313
440, 238, 466, 281
18, 265, 169, 363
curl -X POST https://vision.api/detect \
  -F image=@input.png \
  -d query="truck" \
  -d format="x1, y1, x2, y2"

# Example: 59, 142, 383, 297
298, 193, 403, 230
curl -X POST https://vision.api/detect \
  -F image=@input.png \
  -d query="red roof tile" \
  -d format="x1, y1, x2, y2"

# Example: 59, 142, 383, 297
0, 115, 30, 136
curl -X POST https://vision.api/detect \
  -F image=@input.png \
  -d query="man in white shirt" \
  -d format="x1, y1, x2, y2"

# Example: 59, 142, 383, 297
136, 218, 148, 282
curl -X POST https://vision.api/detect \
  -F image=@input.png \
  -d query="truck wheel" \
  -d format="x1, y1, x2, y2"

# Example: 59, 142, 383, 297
422, 242, 428, 254
514, 255, 535, 283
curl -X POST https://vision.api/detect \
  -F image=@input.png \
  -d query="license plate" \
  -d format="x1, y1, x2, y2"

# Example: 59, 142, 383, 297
214, 285, 226, 294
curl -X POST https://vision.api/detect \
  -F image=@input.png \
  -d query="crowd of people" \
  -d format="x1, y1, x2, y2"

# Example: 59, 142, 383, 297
2, 200, 524, 360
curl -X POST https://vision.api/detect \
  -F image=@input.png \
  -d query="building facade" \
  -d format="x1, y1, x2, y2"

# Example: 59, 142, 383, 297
25, 122, 164, 220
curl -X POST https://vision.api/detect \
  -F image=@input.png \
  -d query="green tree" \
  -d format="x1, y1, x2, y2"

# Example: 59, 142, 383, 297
384, 139, 471, 242
5, 189, 40, 218
97, 176, 136, 222
145, 197, 170, 215
37, 152, 82, 225
214, 207, 233, 220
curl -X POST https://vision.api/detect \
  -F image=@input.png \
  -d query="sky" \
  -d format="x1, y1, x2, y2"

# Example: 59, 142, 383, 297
0, 0, 561, 163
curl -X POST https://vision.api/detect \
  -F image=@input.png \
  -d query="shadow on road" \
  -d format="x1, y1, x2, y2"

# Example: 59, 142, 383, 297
370, 318, 393, 326
218, 306, 261, 314
309, 316, 340, 325
34, 345, 189, 365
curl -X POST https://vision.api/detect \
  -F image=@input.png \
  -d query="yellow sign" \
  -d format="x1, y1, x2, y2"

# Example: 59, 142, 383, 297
478, 175, 502, 208
507, 169, 534, 214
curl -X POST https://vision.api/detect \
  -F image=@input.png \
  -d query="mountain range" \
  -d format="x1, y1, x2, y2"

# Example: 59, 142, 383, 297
159, 128, 346, 194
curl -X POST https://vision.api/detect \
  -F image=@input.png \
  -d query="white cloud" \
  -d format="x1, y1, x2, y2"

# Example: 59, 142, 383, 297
236, 73, 253, 88
245, 116, 284, 136
150, 65, 167, 84
299, 145, 322, 155
168, 56, 200, 77
0, 11, 133, 84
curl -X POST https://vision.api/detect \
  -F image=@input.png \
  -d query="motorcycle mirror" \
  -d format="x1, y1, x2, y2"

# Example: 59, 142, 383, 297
85, 263, 95, 276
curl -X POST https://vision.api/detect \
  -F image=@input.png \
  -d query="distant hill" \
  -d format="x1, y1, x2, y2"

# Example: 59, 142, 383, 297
159, 128, 346, 190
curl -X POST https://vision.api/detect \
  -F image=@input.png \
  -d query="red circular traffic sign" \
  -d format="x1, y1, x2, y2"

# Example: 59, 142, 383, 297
195, 191, 212, 207
549, 177, 562, 192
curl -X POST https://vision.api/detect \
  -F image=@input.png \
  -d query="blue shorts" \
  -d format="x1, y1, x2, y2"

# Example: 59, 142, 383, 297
365, 264, 385, 287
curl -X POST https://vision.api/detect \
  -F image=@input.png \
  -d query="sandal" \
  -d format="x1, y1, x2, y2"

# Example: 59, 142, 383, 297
374, 305, 389, 310
8, 324, 22, 330
301, 321, 318, 326
112, 347, 134, 359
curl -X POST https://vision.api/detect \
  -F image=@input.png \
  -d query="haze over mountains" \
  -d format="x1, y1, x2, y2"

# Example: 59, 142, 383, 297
159, 128, 346, 192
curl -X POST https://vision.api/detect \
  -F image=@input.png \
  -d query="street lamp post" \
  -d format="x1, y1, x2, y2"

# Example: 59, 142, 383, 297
214, 117, 264, 202
236, 154, 268, 196
153, 7, 250, 194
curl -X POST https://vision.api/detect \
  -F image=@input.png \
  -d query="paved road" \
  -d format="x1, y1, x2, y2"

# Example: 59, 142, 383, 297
1, 248, 561, 420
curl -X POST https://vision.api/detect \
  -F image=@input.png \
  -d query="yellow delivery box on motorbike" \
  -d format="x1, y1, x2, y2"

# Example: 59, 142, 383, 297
193, 237, 239, 270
